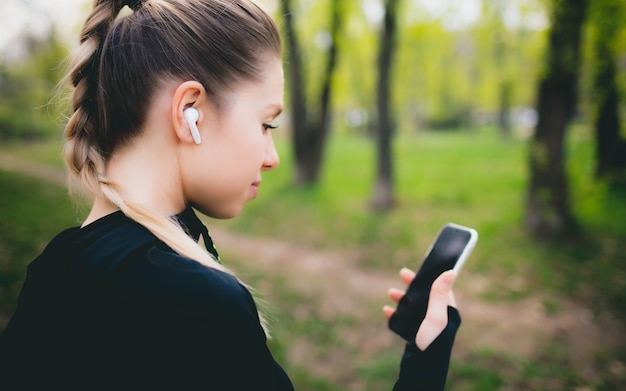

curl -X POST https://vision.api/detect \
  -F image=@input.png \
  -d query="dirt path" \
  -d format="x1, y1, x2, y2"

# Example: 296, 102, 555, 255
209, 225, 622, 363
0, 153, 67, 186
2, 151, 624, 380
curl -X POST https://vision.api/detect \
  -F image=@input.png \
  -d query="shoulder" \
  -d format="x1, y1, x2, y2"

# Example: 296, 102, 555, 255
36, 211, 160, 269
140, 246, 256, 314
33, 212, 259, 323
114, 246, 268, 344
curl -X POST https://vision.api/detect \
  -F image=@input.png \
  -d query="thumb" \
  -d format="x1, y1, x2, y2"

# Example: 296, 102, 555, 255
432, 270, 456, 297
415, 270, 456, 350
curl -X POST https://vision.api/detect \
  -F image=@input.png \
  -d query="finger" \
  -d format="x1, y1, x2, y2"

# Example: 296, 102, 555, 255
388, 288, 405, 303
382, 305, 395, 320
399, 267, 416, 286
415, 270, 456, 350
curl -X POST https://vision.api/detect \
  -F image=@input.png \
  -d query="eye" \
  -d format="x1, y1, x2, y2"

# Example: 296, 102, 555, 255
263, 123, 279, 132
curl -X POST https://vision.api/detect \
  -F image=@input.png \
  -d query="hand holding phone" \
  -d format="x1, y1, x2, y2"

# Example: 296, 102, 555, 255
388, 223, 478, 343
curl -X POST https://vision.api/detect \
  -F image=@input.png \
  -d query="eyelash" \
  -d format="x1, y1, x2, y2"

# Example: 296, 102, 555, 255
263, 123, 279, 131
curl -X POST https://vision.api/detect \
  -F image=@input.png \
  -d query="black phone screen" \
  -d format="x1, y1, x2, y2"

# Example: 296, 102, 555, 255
388, 225, 472, 342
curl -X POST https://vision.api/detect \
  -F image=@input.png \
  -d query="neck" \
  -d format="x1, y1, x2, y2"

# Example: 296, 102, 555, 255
82, 132, 184, 227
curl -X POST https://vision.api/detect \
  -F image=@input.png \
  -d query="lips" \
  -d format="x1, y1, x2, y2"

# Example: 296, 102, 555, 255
249, 181, 261, 198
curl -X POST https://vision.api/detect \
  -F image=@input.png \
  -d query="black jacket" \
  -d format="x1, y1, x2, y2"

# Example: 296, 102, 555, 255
0, 207, 459, 390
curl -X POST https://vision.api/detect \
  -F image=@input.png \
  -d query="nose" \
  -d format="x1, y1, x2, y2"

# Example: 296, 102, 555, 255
262, 133, 280, 171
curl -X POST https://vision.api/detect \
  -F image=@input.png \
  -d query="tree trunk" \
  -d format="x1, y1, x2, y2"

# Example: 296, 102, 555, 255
280, 0, 307, 183
493, 0, 512, 139
591, 0, 626, 182
280, 0, 343, 186
526, 0, 588, 239
497, 80, 512, 139
371, 0, 400, 211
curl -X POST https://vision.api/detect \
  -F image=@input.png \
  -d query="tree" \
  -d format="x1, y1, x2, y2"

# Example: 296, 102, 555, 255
280, 0, 344, 186
525, 0, 588, 238
590, 0, 626, 182
485, 0, 513, 139
371, 0, 400, 210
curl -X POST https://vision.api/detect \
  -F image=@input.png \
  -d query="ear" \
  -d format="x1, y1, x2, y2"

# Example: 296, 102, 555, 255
171, 81, 206, 144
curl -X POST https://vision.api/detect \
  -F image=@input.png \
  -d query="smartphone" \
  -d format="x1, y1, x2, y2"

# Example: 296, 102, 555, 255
388, 223, 478, 342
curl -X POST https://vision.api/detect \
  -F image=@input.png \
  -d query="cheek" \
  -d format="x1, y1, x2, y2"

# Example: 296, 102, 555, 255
233, 132, 267, 164
204, 136, 262, 184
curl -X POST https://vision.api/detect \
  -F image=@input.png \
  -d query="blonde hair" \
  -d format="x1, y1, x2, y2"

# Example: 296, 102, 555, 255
63, 0, 281, 332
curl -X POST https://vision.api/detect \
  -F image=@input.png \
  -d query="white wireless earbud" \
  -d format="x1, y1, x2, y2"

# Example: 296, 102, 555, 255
183, 107, 202, 144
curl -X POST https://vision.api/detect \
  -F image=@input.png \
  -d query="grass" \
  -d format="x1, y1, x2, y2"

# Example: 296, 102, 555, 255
221, 128, 626, 314
0, 139, 66, 168
1, 127, 625, 389
223, 130, 528, 266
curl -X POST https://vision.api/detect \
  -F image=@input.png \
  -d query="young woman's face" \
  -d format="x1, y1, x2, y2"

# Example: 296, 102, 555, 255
182, 58, 284, 219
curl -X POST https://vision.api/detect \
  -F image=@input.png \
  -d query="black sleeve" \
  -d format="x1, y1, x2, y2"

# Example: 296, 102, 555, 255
392, 307, 461, 391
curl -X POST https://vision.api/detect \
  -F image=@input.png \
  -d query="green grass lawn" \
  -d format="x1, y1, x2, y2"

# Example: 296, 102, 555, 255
1, 127, 625, 390
221, 128, 626, 313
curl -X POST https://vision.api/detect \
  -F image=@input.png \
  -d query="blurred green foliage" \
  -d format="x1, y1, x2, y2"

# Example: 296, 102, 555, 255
0, 30, 69, 140
1, 0, 623, 142
275, 0, 549, 134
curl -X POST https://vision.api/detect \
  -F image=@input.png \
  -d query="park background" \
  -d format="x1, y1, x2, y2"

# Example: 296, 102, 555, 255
1, 0, 625, 389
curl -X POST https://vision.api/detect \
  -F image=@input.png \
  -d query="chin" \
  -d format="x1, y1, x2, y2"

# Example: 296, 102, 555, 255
214, 212, 239, 220
194, 204, 243, 220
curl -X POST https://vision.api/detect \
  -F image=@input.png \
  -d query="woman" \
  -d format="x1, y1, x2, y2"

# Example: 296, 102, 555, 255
0, 0, 460, 389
